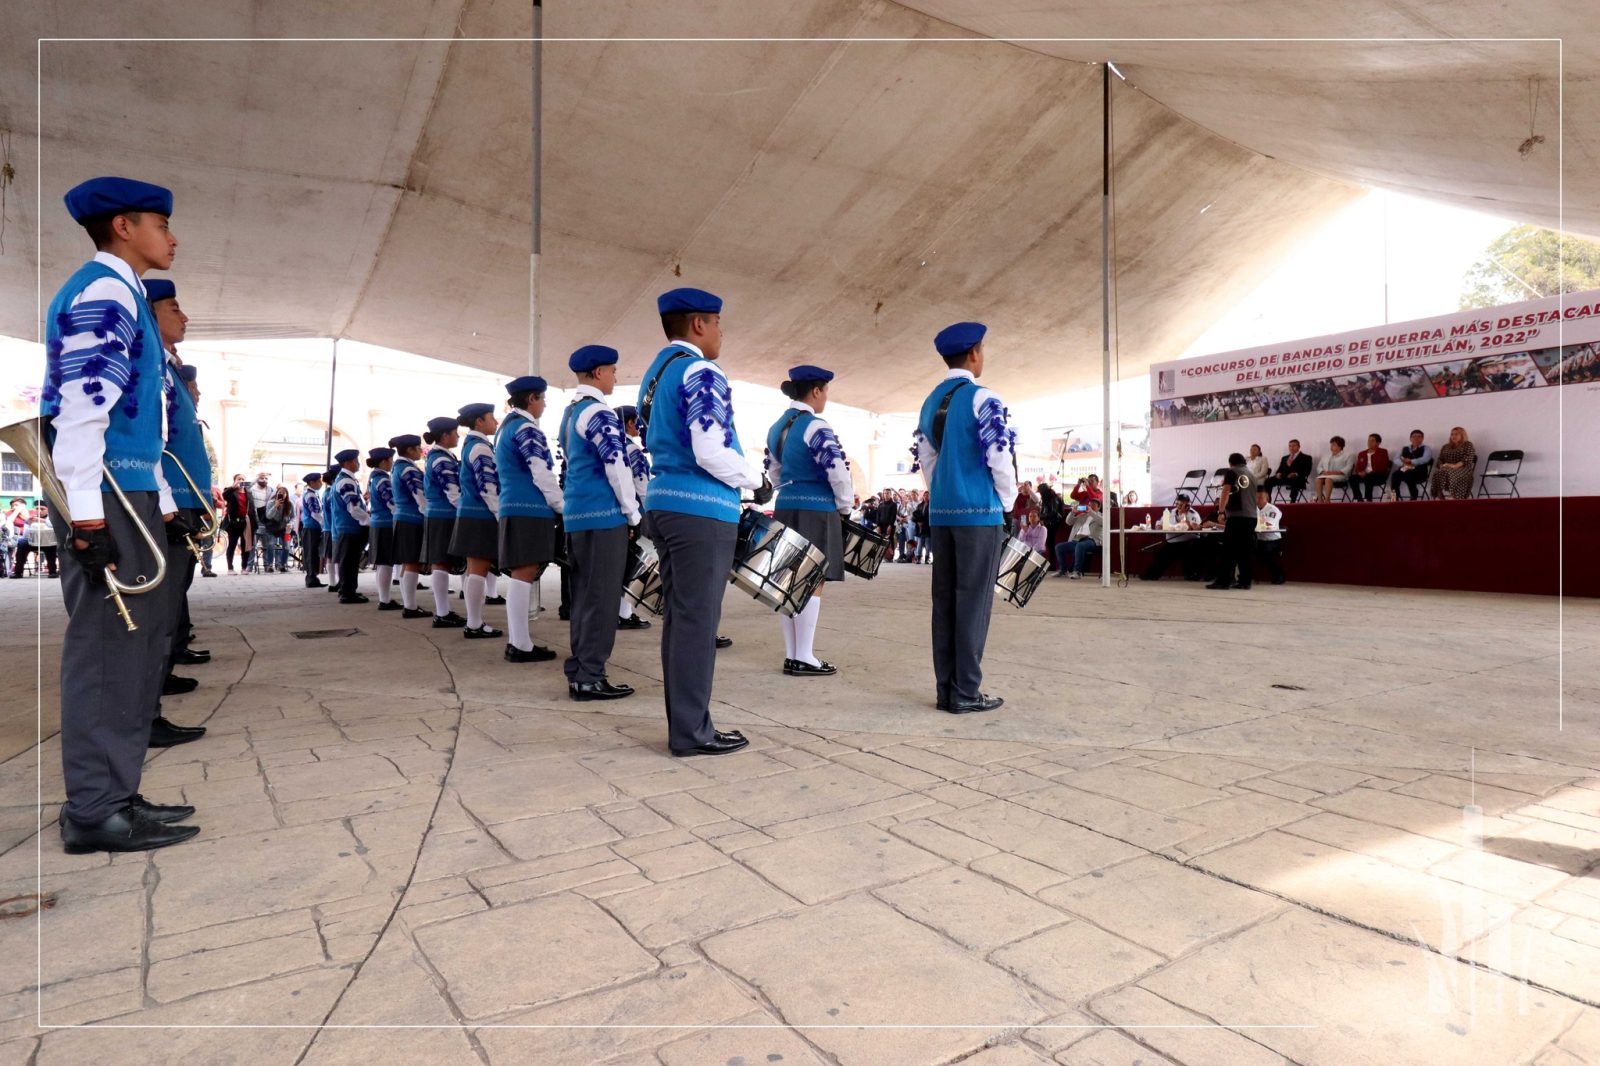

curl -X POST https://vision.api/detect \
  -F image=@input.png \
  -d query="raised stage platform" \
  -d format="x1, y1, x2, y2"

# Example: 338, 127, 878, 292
1113, 496, 1597, 597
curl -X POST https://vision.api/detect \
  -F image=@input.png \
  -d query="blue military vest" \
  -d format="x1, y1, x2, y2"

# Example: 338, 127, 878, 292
456, 433, 496, 521
390, 459, 423, 525
561, 398, 626, 532
638, 345, 742, 523
423, 448, 458, 519
367, 468, 394, 528
160, 362, 211, 509
326, 472, 356, 537
918, 379, 1003, 526
494, 410, 557, 519
42, 260, 165, 493
767, 409, 835, 512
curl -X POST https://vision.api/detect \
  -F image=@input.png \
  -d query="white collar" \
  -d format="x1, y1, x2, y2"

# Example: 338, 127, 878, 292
502, 407, 533, 428
573, 384, 607, 403
670, 340, 705, 359
942, 368, 976, 382
788, 400, 817, 415
462, 429, 488, 447
93, 251, 144, 295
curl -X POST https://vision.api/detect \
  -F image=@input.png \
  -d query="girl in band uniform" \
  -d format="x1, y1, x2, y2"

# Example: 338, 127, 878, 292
365, 447, 398, 610
388, 434, 429, 618
765, 365, 854, 676
494, 376, 564, 663
422, 416, 467, 628
449, 403, 503, 640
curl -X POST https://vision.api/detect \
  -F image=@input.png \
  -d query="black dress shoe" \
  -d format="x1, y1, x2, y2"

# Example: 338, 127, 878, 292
505, 643, 558, 663
401, 606, 430, 619
715, 635, 733, 649
149, 716, 207, 748
936, 697, 950, 711
61, 805, 200, 854
174, 649, 211, 665
948, 693, 1004, 714
128, 793, 195, 824
783, 659, 837, 677
376, 601, 402, 611
432, 612, 468, 629
305, 578, 325, 588
617, 615, 652, 630
558, 608, 571, 621
1231, 582, 1252, 590
570, 680, 636, 701
328, 584, 340, 593
340, 593, 370, 604
484, 595, 506, 606
464, 623, 503, 639
162, 675, 199, 696
1204, 582, 1231, 590
671, 731, 749, 757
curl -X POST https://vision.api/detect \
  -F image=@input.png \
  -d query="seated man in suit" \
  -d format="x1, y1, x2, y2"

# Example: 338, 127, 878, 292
1263, 439, 1313, 502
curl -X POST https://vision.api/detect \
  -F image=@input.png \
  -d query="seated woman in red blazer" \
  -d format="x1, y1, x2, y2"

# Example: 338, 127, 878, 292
1349, 433, 1391, 501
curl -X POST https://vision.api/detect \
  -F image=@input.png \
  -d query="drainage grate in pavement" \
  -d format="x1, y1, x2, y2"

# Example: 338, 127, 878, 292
293, 628, 362, 639
1271, 683, 1307, 691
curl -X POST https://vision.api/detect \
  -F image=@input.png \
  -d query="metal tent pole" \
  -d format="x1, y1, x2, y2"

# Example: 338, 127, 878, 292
1101, 62, 1114, 588
529, 0, 543, 374
324, 337, 339, 469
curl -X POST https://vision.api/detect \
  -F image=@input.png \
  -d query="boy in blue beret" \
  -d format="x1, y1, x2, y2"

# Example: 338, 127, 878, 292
42, 176, 199, 852
912, 322, 1017, 715
329, 448, 372, 602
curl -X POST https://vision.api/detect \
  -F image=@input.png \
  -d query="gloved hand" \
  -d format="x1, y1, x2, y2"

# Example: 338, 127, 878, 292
70, 523, 117, 580
165, 511, 199, 545
751, 476, 774, 506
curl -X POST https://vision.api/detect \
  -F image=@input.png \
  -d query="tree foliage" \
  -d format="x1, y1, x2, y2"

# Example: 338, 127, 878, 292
1459, 224, 1600, 310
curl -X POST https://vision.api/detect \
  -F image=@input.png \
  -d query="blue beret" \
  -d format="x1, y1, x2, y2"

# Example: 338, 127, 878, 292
334, 448, 359, 463
302, 472, 322, 484
457, 403, 495, 425
144, 278, 176, 303
787, 364, 834, 384
569, 345, 619, 373
176, 365, 198, 383
934, 321, 987, 358
656, 287, 722, 315
615, 405, 639, 423
367, 447, 394, 462
426, 416, 458, 436
506, 375, 547, 395
389, 433, 421, 450
64, 176, 173, 224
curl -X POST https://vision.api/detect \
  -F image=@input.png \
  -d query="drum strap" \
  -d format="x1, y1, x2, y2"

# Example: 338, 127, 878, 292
638, 350, 695, 444
930, 380, 971, 449
773, 410, 804, 462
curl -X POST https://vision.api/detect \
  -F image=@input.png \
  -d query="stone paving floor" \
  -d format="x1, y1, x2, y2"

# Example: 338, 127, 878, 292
0, 565, 1595, 1065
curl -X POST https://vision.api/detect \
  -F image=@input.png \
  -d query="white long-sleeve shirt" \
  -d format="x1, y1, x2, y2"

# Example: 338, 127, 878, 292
50, 251, 176, 521
567, 384, 640, 525
764, 400, 854, 512
673, 342, 761, 491
909, 369, 1018, 507
622, 434, 651, 501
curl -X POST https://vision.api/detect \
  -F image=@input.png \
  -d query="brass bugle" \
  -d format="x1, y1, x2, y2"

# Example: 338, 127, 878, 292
161, 448, 221, 563
0, 416, 166, 631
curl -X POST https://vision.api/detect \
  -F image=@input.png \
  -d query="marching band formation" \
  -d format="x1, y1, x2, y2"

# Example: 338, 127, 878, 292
26, 176, 1027, 855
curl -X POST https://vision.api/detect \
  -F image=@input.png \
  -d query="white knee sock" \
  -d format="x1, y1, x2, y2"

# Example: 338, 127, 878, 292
506, 578, 533, 651
794, 598, 822, 666
619, 595, 633, 620
466, 574, 486, 629
778, 613, 796, 660
430, 569, 451, 616
401, 570, 420, 610
375, 564, 393, 604
485, 571, 498, 598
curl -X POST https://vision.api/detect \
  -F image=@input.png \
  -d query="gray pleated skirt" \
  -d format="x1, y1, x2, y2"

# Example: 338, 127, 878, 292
370, 524, 397, 566
448, 515, 499, 562
392, 520, 424, 565
422, 515, 456, 564
498, 515, 558, 569
774, 507, 845, 582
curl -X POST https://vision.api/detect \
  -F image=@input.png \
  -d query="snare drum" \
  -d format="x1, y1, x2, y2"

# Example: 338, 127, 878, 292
730, 510, 827, 617
994, 535, 1049, 609
841, 518, 891, 580
623, 541, 665, 616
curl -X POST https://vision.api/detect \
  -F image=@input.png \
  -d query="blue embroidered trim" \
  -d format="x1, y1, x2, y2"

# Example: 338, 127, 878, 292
682, 366, 734, 448
976, 396, 1016, 456
566, 506, 623, 522
808, 426, 847, 471
586, 409, 627, 464
649, 486, 737, 508
625, 442, 651, 481
516, 424, 553, 468
105, 458, 157, 472
908, 431, 925, 473
930, 505, 999, 516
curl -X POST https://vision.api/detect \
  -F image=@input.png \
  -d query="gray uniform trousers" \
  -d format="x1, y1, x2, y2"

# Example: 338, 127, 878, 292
51, 490, 167, 823
564, 525, 631, 685
645, 511, 736, 750
929, 524, 1004, 704
161, 507, 203, 680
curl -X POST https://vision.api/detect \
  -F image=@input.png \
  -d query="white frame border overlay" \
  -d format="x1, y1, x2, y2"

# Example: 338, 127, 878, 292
31, 32, 1565, 1043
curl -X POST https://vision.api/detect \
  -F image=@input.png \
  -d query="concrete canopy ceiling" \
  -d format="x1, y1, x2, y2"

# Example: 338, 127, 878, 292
0, 1, 1587, 411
